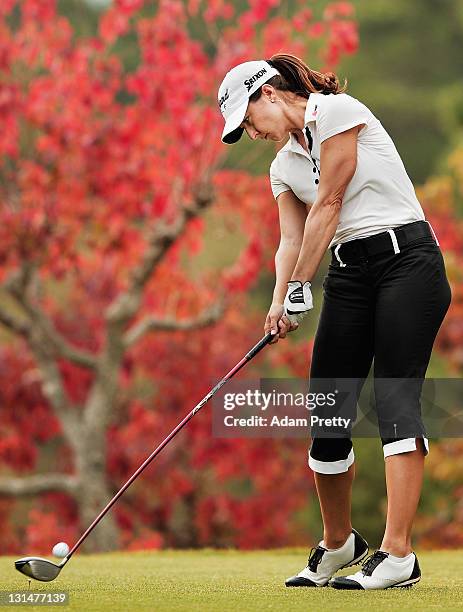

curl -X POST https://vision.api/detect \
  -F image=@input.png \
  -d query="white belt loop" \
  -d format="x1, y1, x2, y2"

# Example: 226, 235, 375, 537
387, 229, 401, 254
334, 244, 347, 267
427, 220, 440, 246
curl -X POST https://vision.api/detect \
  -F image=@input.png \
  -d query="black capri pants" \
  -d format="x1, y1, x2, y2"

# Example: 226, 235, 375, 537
308, 220, 452, 474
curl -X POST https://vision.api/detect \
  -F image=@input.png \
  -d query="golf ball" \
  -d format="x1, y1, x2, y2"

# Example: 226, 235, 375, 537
52, 542, 69, 558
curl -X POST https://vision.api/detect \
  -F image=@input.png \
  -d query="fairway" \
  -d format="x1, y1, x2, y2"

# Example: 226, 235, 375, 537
2, 549, 463, 611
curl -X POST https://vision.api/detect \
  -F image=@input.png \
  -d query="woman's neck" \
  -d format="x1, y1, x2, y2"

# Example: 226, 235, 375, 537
284, 94, 310, 132
291, 129, 308, 152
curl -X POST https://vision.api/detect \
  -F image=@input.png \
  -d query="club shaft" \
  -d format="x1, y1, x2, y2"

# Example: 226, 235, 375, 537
67, 332, 273, 557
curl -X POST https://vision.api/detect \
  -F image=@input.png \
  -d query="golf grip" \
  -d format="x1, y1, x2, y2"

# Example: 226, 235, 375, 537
66, 331, 274, 558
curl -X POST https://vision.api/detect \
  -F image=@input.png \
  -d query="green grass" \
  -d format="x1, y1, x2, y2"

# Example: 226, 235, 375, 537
1, 549, 463, 611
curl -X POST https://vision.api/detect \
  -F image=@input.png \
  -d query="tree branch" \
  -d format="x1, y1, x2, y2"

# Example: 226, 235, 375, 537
5, 270, 97, 369
2, 269, 85, 446
0, 304, 30, 337
106, 179, 215, 327
30, 310, 97, 369
0, 474, 79, 496
124, 298, 225, 348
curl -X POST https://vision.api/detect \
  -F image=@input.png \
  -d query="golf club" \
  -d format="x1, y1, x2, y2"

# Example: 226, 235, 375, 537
15, 332, 274, 582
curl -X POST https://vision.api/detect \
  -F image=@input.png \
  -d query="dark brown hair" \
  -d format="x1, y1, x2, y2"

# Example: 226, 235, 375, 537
249, 53, 347, 104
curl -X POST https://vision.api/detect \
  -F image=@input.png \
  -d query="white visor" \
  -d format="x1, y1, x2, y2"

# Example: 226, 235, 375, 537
218, 60, 280, 144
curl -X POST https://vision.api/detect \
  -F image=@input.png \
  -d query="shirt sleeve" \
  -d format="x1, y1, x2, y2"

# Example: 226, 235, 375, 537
269, 158, 291, 200
315, 94, 370, 144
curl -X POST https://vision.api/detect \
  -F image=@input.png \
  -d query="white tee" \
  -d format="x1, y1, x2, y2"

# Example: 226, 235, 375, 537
269, 93, 425, 247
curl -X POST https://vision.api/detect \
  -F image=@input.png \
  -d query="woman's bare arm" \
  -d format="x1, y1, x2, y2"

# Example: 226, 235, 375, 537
264, 190, 308, 341
272, 190, 308, 304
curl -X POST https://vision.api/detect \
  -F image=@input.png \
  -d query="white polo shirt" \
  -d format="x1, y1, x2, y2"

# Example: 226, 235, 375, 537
269, 93, 425, 247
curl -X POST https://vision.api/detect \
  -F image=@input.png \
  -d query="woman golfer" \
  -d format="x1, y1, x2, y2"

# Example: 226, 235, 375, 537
217, 54, 451, 590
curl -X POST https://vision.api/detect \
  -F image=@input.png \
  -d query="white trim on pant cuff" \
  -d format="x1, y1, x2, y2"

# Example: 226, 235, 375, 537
308, 448, 355, 474
383, 437, 429, 458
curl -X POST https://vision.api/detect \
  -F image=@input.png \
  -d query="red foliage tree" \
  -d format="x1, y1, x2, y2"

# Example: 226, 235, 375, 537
417, 161, 463, 373
0, 0, 360, 553
412, 146, 463, 548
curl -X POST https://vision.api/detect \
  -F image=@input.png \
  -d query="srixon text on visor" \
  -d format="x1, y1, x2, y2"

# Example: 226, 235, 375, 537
244, 68, 268, 91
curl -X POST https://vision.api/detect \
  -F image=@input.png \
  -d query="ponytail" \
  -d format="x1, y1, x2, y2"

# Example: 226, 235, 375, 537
249, 53, 346, 103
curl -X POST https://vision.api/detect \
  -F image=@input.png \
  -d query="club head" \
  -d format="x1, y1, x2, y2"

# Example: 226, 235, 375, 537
14, 557, 65, 582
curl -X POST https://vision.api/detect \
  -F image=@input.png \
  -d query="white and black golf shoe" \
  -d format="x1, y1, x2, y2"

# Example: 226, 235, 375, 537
329, 549, 421, 590
285, 529, 369, 587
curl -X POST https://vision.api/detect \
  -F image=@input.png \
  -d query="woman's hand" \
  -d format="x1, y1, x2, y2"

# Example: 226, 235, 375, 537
264, 302, 299, 344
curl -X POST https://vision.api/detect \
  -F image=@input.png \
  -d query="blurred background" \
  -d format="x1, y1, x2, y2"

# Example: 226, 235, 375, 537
0, 0, 462, 555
